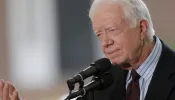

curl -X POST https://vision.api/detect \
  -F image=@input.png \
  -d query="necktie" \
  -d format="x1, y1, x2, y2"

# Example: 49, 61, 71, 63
125, 70, 140, 100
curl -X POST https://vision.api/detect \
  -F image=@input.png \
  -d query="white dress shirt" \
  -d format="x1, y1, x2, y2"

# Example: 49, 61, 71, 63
126, 36, 162, 100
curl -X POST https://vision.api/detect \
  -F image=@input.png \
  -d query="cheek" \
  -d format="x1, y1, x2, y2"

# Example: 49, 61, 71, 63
120, 44, 130, 59
124, 36, 142, 58
119, 35, 137, 56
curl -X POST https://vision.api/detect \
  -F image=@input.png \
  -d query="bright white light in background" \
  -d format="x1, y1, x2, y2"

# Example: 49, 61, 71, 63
6, 0, 61, 90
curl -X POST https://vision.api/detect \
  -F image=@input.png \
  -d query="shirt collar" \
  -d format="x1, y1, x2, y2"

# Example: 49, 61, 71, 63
127, 36, 162, 81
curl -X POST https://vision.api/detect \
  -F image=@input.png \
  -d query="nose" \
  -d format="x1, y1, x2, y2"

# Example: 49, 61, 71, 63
101, 35, 114, 48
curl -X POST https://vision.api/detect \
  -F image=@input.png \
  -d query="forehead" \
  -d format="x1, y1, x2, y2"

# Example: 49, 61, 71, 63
92, 3, 125, 28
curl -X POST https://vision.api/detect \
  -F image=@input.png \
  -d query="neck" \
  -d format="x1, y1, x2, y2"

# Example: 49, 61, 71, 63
131, 38, 156, 70
118, 37, 156, 70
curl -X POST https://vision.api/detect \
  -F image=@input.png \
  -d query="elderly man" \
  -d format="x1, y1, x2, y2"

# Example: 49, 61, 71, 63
84, 0, 175, 100
0, 0, 175, 100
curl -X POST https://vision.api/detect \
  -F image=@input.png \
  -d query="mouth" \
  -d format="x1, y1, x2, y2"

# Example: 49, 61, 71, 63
106, 49, 120, 55
106, 49, 121, 59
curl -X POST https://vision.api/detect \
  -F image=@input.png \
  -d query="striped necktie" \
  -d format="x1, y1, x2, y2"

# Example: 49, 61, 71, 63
125, 70, 140, 100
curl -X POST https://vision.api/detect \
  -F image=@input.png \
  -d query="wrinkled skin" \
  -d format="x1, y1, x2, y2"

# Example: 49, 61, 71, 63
92, 3, 154, 70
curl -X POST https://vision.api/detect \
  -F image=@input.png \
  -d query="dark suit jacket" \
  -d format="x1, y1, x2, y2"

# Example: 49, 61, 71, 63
83, 41, 175, 100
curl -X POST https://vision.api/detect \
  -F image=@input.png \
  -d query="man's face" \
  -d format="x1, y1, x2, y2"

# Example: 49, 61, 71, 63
92, 4, 143, 69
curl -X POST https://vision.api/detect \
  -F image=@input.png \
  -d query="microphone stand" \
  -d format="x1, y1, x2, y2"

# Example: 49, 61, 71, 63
76, 96, 84, 100
75, 81, 84, 100
66, 78, 85, 100
65, 77, 99, 100
66, 73, 106, 100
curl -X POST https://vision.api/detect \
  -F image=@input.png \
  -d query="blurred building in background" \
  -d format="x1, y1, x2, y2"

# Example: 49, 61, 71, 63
0, 0, 175, 100
6, 0, 60, 90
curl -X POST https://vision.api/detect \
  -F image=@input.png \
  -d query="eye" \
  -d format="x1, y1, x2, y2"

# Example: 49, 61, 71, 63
96, 33, 101, 37
95, 31, 102, 37
107, 27, 121, 35
109, 28, 117, 32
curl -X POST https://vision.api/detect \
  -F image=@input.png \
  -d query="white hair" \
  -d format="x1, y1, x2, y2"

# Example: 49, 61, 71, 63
89, 0, 155, 40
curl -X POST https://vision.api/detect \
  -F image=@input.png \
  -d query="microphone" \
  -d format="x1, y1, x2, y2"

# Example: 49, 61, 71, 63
65, 73, 114, 100
67, 58, 112, 87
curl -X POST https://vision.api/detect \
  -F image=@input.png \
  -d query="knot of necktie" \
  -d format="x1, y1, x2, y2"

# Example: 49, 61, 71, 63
131, 70, 140, 82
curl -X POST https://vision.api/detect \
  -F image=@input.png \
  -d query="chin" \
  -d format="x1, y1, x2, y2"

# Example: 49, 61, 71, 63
110, 57, 125, 65
111, 60, 124, 67
111, 57, 131, 69
120, 66, 132, 70
112, 61, 132, 70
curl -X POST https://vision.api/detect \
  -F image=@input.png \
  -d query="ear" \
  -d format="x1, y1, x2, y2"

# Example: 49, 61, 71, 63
139, 20, 149, 40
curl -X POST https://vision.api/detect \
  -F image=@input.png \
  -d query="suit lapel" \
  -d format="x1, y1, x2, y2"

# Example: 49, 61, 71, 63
145, 43, 175, 100
110, 69, 128, 100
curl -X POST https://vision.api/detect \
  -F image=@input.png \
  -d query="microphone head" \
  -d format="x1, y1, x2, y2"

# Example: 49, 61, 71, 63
92, 58, 112, 73
96, 72, 114, 90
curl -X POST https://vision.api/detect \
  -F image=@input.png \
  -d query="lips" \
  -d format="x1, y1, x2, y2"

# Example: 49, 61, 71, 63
104, 48, 120, 55
104, 48, 120, 59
